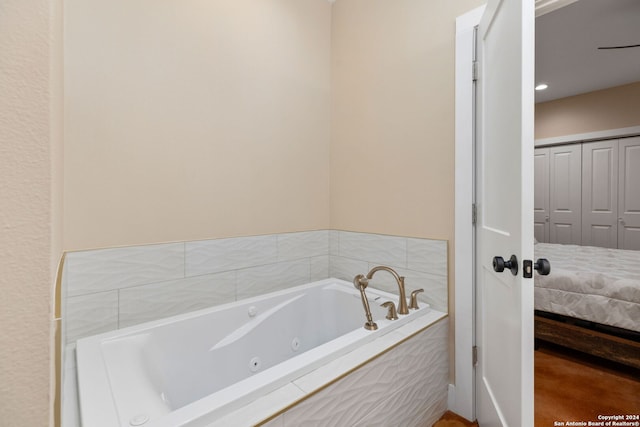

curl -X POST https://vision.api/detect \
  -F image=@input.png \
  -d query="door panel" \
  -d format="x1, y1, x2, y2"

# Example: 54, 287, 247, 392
588, 225, 616, 248
549, 145, 581, 244
618, 137, 640, 250
475, 0, 534, 425
534, 148, 550, 242
534, 222, 546, 243
552, 223, 576, 244
582, 140, 618, 248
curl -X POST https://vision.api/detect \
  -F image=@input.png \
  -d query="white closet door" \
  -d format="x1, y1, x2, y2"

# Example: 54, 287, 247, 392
534, 148, 550, 243
618, 136, 640, 250
582, 140, 618, 248
549, 144, 582, 245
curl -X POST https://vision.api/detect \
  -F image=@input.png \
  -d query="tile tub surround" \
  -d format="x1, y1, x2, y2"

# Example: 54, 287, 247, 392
62, 231, 329, 344
62, 230, 447, 344
329, 231, 447, 313
212, 316, 449, 427
63, 310, 448, 427
60, 231, 447, 427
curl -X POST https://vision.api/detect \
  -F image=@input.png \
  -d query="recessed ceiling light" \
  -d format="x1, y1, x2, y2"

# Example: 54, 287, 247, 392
535, 83, 549, 91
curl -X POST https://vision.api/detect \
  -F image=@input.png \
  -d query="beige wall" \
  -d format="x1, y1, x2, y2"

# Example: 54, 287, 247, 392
330, 0, 484, 240
0, 0, 63, 425
65, 0, 487, 252
330, 0, 484, 384
535, 81, 640, 139
64, 0, 332, 250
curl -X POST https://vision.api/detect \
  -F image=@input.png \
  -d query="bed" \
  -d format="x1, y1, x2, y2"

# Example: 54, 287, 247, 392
533, 243, 640, 369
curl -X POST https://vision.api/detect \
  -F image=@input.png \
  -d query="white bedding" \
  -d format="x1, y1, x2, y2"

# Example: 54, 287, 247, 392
534, 243, 640, 333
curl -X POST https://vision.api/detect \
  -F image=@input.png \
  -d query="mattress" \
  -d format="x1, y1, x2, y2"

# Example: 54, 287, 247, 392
534, 243, 640, 333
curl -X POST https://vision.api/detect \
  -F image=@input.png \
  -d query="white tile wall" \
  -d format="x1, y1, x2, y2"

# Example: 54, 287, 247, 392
329, 230, 340, 256
62, 230, 448, 343
354, 376, 447, 427
118, 271, 237, 328
65, 243, 184, 296
337, 231, 408, 267
310, 255, 329, 282
185, 235, 278, 277
280, 319, 449, 427
329, 255, 368, 282
236, 259, 311, 300
66, 291, 118, 343
277, 231, 329, 261
407, 238, 447, 273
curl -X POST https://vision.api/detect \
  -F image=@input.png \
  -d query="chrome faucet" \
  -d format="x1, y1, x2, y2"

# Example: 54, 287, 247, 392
365, 266, 408, 315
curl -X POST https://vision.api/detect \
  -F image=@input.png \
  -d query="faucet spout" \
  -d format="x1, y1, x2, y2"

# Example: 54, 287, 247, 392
365, 266, 409, 315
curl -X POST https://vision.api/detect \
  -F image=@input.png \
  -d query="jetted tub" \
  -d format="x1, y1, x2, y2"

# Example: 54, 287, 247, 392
76, 278, 434, 427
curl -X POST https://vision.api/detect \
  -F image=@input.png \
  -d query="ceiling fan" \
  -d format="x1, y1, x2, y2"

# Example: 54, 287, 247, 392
598, 43, 640, 50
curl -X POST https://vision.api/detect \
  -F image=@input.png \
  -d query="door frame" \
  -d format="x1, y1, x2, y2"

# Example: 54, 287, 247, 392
454, 2, 640, 421
453, 4, 484, 421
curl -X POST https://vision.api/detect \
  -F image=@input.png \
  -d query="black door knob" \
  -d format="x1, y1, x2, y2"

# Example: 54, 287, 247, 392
534, 258, 551, 275
492, 254, 518, 276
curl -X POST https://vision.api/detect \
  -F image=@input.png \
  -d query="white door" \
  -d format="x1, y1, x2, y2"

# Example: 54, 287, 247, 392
549, 144, 582, 245
475, 0, 535, 425
533, 148, 550, 243
582, 140, 618, 248
618, 136, 640, 250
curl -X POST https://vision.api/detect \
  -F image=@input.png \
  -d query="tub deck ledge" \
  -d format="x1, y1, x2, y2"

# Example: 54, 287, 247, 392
208, 309, 448, 427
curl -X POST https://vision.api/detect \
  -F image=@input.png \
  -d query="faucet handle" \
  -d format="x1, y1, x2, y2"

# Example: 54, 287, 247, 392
408, 288, 424, 310
381, 301, 398, 320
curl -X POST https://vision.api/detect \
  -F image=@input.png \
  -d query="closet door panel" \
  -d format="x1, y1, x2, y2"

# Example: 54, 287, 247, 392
618, 137, 640, 250
549, 144, 582, 245
582, 140, 618, 248
534, 148, 550, 242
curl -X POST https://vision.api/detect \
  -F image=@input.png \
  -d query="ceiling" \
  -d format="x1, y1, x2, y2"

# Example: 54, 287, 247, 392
535, 0, 640, 103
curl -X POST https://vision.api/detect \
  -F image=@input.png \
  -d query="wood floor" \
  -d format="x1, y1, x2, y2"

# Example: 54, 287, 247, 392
433, 411, 478, 427
535, 342, 640, 427
435, 342, 639, 427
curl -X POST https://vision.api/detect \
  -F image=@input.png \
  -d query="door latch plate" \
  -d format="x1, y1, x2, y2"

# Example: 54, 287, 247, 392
523, 259, 532, 278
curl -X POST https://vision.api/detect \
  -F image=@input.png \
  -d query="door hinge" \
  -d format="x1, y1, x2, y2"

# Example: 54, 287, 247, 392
472, 61, 478, 82
472, 203, 477, 225
472, 346, 478, 366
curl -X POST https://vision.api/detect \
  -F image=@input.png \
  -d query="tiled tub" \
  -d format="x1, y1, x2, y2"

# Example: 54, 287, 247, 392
61, 230, 449, 426
75, 278, 447, 427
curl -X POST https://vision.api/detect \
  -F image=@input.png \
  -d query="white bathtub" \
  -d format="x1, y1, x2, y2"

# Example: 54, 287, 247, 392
75, 278, 435, 427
